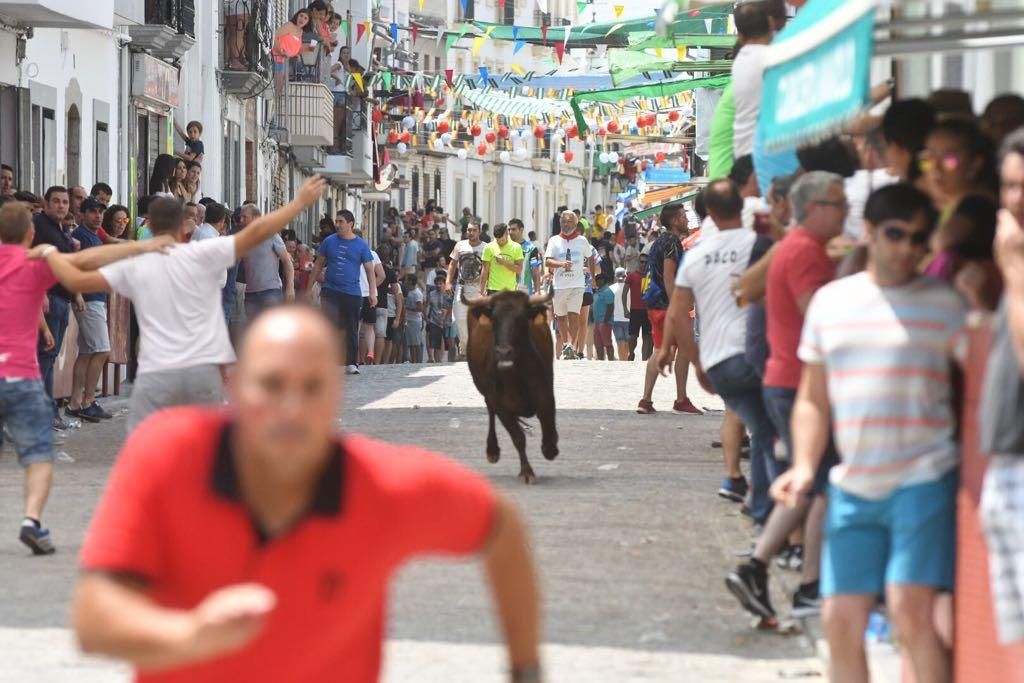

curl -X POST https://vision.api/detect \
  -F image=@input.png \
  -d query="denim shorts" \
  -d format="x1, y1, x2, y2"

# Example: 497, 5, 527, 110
0, 379, 55, 465
763, 385, 839, 495
612, 321, 630, 343
822, 471, 957, 597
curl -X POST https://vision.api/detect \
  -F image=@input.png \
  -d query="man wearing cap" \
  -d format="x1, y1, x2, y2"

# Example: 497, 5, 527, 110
67, 197, 114, 422
72, 305, 542, 683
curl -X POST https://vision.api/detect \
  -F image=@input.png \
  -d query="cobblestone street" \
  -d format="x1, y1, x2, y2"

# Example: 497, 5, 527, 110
0, 361, 822, 682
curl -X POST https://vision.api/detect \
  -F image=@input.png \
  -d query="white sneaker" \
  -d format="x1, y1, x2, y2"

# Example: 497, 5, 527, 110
345, 365, 360, 375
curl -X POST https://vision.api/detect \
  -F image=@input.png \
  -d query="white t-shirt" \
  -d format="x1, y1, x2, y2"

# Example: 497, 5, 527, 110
731, 43, 769, 158
359, 250, 382, 297
609, 281, 629, 322
100, 236, 238, 375
742, 196, 768, 231
450, 240, 485, 287
544, 233, 591, 290
843, 168, 899, 242
675, 228, 756, 371
191, 223, 220, 241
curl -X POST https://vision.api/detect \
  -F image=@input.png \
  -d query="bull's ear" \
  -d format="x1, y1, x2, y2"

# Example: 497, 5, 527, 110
528, 304, 548, 321
469, 306, 493, 322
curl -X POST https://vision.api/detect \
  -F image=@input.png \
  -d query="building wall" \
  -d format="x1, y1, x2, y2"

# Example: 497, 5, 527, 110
14, 27, 121, 194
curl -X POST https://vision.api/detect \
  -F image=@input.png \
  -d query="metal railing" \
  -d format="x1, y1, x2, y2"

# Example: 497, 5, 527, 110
145, 0, 195, 37
221, 0, 272, 78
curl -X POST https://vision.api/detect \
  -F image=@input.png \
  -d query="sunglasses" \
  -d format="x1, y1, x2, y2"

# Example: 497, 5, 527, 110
918, 152, 961, 173
112, 217, 130, 223
880, 223, 931, 246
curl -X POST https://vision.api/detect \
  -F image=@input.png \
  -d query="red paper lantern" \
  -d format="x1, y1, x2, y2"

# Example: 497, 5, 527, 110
564, 151, 574, 163
372, 109, 384, 124
436, 97, 445, 106
498, 125, 510, 139
597, 127, 607, 137
470, 124, 482, 137
400, 131, 412, 144
387, 131, 399, 145
485, 131, 497, 144
533, 124, 546, 139
567, 125, 579, 138
655, 151, 666, 163
476, 143, 488, 155
668, 110, 681, 122
607, 120, 620, 133
437, 120, 450, 134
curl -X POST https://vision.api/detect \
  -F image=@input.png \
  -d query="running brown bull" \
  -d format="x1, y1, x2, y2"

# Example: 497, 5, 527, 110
462, 289, 559, 484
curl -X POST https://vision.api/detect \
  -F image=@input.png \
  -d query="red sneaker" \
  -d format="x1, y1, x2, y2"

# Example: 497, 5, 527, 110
636, 399, 656, 415
672, 398, 703, 415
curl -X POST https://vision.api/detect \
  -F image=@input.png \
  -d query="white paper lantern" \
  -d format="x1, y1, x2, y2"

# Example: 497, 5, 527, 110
514, 147, 529, 161
499, 150, 511, 163
509, 129, 520, 141
554, 128, 566, 139
608, 151, 620, 163
457, 148, 468, 160
556, 152, 566, 163
433, 139, 444, 151
440, 132, 452, 145
402, 116, 416, 130
599, 152, 610, 164
397, 142, 408, 154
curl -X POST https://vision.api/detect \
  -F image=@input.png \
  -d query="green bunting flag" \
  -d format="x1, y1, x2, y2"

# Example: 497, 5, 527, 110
576, 1, 588, 14
382, 71, 392, 90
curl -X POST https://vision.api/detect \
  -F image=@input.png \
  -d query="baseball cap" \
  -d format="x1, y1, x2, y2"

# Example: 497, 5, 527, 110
81, 197, 106, 211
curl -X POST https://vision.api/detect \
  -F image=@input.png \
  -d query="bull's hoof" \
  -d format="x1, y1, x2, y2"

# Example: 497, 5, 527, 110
518, 470, 537, 485
487, 451, 501, 464
542, 442, 559, 461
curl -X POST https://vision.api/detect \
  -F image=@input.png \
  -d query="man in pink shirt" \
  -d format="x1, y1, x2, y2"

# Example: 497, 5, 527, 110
0, 201, 169, 555
725, 172, 845, 621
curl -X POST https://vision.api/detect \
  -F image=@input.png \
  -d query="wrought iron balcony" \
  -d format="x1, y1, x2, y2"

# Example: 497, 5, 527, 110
270, 40, 335, 151
218, 0, 272, 97
127, 0, 195, 61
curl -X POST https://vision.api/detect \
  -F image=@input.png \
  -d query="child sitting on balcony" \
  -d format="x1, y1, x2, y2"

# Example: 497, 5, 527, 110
174, 120, 204, 163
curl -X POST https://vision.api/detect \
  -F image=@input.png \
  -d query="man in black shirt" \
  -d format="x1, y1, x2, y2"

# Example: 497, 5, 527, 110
32, 186, 84, 428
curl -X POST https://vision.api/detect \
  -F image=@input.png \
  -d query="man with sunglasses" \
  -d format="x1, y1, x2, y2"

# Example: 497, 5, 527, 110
772, 184, 966, 683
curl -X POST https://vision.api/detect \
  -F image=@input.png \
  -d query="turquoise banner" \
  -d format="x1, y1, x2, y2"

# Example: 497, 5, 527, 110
758, 0, 876, 151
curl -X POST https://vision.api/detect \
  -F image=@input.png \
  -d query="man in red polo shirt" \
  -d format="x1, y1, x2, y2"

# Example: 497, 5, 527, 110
72, 305, 541, 682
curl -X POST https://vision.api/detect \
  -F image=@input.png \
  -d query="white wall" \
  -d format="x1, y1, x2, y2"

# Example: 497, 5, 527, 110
21, 27, 120, 194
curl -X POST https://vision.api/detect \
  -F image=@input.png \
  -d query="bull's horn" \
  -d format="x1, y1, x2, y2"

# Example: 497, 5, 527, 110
528, 289, 554, 305
460, 290, 494, 307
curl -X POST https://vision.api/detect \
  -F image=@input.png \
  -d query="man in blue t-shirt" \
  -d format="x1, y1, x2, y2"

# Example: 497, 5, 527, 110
309, 209, 376, 375
68, 197, 114, 422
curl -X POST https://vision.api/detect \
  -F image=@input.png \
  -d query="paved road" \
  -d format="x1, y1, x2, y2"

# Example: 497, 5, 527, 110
0, 360, 821, 682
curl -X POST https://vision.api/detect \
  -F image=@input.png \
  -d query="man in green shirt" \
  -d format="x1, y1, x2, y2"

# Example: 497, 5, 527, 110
708, 83, 736, 180
509, 219, 541, 294
480, 223, 524, 293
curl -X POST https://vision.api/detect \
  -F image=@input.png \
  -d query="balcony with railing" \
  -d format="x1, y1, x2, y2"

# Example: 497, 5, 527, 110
218, 0, 272, 97
270, 36, 335, 168
127, 0, 195, 60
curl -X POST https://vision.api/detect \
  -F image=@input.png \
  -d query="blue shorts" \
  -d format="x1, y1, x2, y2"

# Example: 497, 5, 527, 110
822, 471, 957, 597
612, 321, 630, 343
0, 379, 55, 466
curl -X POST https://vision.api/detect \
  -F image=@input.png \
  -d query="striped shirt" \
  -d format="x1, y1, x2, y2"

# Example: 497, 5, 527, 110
798, 272, 967, 499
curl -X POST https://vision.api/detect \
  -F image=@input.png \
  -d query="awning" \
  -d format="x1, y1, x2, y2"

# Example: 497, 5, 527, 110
641, 184, 696, 204
631, 190, 701, 220
609, 51, 733, 86
570, 74, 730, 134
758, 0, 878, 152
468, 7, 733, 48
458, 89, 577, 118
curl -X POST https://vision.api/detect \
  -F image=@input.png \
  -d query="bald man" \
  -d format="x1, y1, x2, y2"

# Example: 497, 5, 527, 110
544, 210, 596, 359
72, 305, 542, 682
